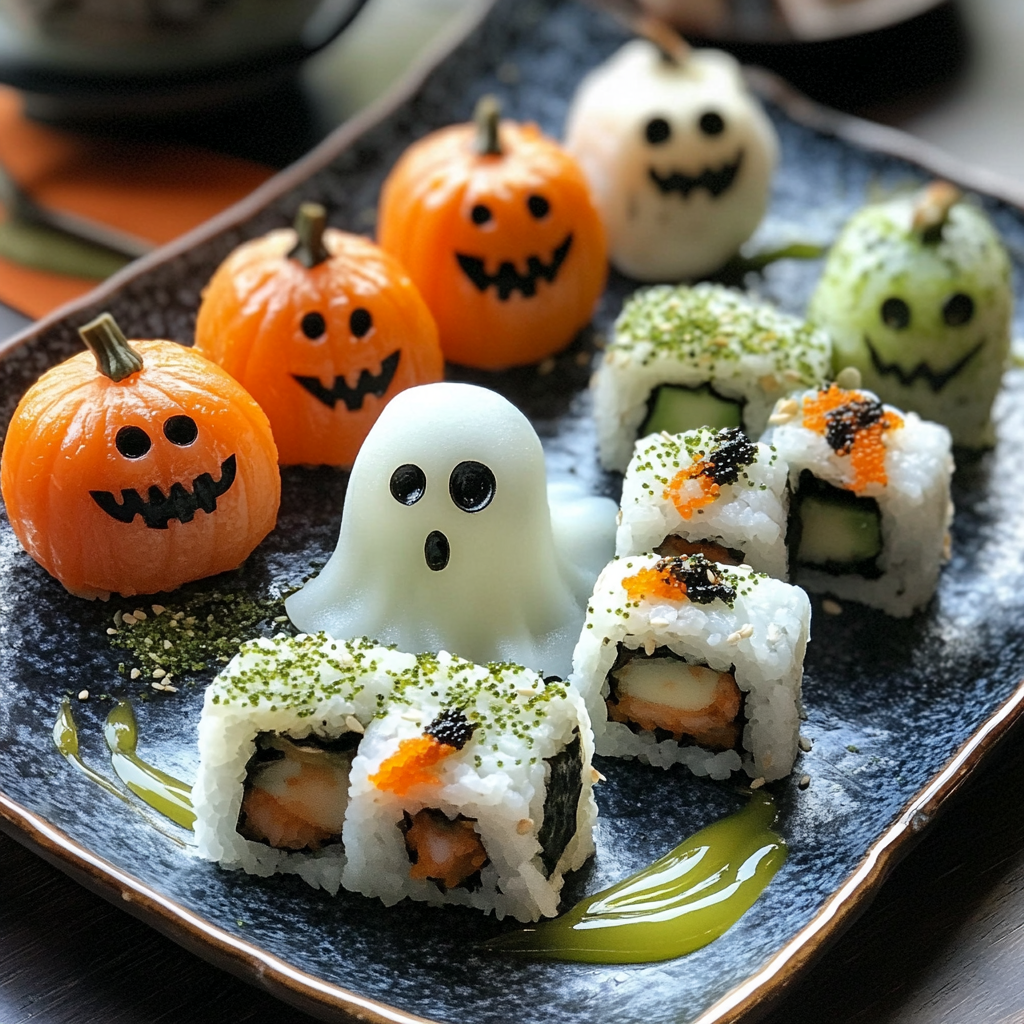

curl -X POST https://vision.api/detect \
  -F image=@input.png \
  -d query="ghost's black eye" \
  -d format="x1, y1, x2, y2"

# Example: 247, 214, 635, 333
699, 111, 725, 136
163, 415, 198, 447
301, 312, 326, 339
645, 117, 671, 145
943, 292, 975, 327
390, 464, 426, 506
115, 426, 151, 459
881, 297, 911, 330
471, 204, 492, 225
449, 461, 496, 513
527, 194, 550, 219
350, 307, 373, 338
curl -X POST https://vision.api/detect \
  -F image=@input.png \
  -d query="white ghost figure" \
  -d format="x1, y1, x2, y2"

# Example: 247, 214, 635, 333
564, 40, 778, 281
286, 383, 616, 677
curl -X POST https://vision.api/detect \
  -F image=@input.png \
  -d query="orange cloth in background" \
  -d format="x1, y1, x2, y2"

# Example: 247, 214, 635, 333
0, 86, 274, 320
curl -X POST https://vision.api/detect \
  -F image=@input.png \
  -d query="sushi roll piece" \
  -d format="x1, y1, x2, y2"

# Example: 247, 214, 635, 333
343, 651, 597, 922
616, 425, 790, 579
808, 182, 1011, 448
764, 382, 954, 616
572, 552, 810, 782
193, 634, 412, 893
593, 283, 831, 472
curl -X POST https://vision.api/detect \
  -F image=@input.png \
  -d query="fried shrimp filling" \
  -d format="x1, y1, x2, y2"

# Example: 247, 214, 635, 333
401, 808, 489, 890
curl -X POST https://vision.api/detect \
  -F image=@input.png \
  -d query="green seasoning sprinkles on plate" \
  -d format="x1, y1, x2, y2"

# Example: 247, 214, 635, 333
593, 283, 832, 471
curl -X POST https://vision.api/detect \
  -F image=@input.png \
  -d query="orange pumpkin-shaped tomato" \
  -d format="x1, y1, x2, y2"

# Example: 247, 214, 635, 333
0, 314, 280, 600
378, 96, 608, 370
194, 204, 443, 467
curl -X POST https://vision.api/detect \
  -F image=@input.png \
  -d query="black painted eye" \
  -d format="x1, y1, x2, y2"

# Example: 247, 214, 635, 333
163, 415, 198, 447
943, 292, 975, 327
449, 460, 496, 513
301, 311, 326, 339
699, 110, 725, 136
881, 297, 911, 330
527, 194, 550, 219
115, 425, 151, 459
350, 307, 373, 338
390, 463, 426, 506
645, 117, 671, 145
471, 204, 492, 225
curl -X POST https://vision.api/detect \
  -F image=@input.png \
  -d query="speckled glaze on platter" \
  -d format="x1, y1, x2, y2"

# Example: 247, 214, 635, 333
2, 3, 1024, 1024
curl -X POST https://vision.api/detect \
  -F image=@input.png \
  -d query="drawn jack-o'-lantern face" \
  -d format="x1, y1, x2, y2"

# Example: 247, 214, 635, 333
0, 314, 280, 599
195, 205, 443, 467
378, 97, 607, 370
808, 183, 1012, 448
565, 40, 778, 281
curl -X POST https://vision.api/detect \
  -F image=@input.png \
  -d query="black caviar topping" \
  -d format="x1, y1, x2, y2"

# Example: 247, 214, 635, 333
658, 554, 736, 606
425, 708, 477, 750
703, 427, 757, 487
824, 397, 885, 454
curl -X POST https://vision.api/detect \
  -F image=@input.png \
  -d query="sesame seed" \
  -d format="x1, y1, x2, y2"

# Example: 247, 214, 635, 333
822, 598, 843, 615
121, 614, 137, 626
132, 610, 147, 621
799, 735, 812, 752
152, 668, 166, 678
130, 668, 141, 680
749, 777, 765, 790
77, 689, 89, 701
273, 615, 289, 623
798, 775, 811, 790
537, 357, 556, 376
516, 818, 534, 835
151, 604, 165, 616
106, 627, 117, 635
344, 715, 365, 734
591, 767, 606, 783
163, 639, 173, 650
643, 637, 656, 656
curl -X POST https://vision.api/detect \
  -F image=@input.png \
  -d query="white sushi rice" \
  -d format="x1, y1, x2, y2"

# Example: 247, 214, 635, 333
593, 283, 832, 471
617, 427, 790, 579
571, 554, 810, 782
343, 650, 596, 922
193, 634, 413, 893
763, 386, 954, 616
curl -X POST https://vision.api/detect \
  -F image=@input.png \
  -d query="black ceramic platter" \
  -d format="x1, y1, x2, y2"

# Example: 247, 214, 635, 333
2, 2, 1024, 1023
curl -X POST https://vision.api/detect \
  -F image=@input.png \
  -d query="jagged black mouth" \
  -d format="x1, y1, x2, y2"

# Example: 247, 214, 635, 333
865, 336, 984, 393
649, 150, 744, 200
456, 233, 573, 300
293, 350, 401, 411
91, 454, 236, 530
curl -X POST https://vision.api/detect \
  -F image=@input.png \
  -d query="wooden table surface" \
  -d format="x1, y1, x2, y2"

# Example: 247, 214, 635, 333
5, 0, 1024, 1022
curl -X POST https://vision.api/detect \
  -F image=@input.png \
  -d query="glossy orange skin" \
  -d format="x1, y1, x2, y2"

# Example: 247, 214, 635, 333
378, 119, 607, 370
194, 229, 443, 467
0, 340, 280, 599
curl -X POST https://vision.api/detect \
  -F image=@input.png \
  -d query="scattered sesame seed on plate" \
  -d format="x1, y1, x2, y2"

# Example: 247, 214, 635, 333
77, 690, 88, 701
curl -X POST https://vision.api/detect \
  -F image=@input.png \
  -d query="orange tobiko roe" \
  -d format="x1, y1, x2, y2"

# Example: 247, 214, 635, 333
377, 98, 607, 370
623, 565, 689, 604
802, 384, 903, 493
1, 331, 280, 599
665, 461, 721, 520
369, 736, 457, 796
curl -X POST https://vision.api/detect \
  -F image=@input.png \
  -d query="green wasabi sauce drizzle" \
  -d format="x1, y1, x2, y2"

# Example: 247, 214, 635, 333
53, 699, 132, 803
103, 701, 195, 830
489, 792, 786, 963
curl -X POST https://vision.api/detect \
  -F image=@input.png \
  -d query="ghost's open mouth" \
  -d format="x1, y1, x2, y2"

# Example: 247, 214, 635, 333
425, 530, 450, 571
865, 336, 984, 393
91, 454, 236, 530
293, 350, 401, 411
648, 150, 744, 200
456, 234, 573, 301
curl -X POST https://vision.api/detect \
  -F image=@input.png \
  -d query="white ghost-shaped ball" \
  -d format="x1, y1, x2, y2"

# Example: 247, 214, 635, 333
286, 383, 614, 677
564, 40, 778, 281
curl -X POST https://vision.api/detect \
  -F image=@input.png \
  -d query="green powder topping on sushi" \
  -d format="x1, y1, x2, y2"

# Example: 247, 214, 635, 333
611, 283, 830, 384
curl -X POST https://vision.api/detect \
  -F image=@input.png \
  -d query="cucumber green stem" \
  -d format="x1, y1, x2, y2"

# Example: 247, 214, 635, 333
474, 95, 503, 157
78, 313, 143, 382
289, 202, 330, 268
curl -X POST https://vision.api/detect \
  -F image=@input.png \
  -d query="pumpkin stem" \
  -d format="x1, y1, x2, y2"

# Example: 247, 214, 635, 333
79, 313, 144, 382
473, 95, 502, 157
634, 15, 691, 65
289, 202, 330, 268
912, 181, 962, 244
